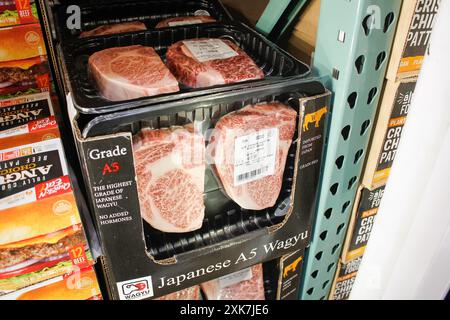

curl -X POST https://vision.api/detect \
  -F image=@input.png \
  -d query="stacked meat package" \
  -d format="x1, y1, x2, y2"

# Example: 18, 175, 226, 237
0, 3, 102, 300
41, 0, 332, 300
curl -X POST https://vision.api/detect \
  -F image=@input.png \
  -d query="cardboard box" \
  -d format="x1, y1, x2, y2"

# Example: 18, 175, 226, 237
362, 78, 417, 190
342, 79, 416, 263
67, 81, 331, 300
287, 0, 320, 63
341, 185, 385, 263
329, 256, 363, 300
0, 137, 95, 295
0, 23, 51, 99
222, 0, 269, 26
1, 266, 102, 300
0, 0, 38, 27
0, 92, 55, 133
386, 0, 440, 80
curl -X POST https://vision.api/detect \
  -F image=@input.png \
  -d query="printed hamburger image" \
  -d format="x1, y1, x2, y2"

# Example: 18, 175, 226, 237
0, 138, 93, 294
0, 24, 50, 99
0, 179, 93, 294
0, 0, 38, 28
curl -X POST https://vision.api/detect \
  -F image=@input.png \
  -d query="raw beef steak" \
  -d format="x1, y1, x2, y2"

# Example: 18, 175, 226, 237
207, 102, 297, 210
79, 21, 147, 38
155, 16, 216, 28
155, 286, 201, 300
166, 38, 264, 88
89, 45, 179, 101
201, 264, 265, 300
133, 126, 205, 233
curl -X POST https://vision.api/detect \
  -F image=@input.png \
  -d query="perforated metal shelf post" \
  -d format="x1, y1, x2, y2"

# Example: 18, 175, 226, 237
299, 0, 402, 300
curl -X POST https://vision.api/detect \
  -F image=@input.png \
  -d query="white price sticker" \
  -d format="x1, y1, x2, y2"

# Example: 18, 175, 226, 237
234, 128, 278, 186
194, 10, 211, 16
218, 267, 253, 288
168, 19, 203, 27
183, 39, 238, 62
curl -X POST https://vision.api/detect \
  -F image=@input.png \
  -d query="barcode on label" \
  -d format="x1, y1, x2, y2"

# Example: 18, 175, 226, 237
237, 166, 270, 183
234, 128, 278, 187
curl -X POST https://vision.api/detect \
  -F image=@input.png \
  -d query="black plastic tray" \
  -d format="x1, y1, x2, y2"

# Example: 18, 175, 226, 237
79, 79, 325, 261
64, 23, 311, 115
54, 0, 233, 42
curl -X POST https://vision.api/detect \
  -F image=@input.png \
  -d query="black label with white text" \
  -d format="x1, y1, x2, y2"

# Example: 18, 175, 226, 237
348, 186, 385, 255
404, 0, 440, 58
0, 150, 63, 199
0, 98, 52, 131
332, 257, 363, 300
278, 250, 304, 300
376, 81, 416, 174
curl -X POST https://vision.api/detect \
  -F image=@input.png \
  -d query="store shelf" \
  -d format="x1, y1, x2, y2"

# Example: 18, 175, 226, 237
351, 2, 450, 298
299, 0, 402, 300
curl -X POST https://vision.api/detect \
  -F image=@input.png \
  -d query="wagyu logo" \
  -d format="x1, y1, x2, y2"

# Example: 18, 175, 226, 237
25, 31, 40, 46
117, 276, 154, 300
123, 281, 147, 295
38, 177, 71, 200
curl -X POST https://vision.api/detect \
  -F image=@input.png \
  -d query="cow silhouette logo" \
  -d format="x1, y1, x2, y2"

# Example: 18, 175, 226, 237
117, 276, 154, 300
283, 256, 303, 278
303, 107, 328, 132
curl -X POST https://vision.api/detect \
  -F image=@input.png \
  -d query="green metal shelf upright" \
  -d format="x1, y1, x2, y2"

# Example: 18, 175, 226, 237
299, 0, 402, 300
256, 0, 309, 41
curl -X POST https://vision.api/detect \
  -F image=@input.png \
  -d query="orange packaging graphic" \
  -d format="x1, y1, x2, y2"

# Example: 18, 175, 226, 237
0, 23, 50, 98
0, 139, 94, 294
1, 266, 102, 300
